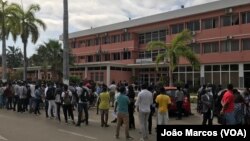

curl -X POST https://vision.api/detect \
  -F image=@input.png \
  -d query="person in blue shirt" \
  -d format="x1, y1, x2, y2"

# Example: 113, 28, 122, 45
114, 86, 133, 140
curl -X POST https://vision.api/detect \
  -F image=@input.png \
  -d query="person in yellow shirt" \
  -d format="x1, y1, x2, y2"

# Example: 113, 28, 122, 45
155, 87, 171, 125
98, 84, 110, 127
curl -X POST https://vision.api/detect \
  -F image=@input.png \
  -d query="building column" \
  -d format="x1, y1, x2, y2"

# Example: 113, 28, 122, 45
106, 65, 110, 85
84, 67, 88, 79
239, 64, 244, 88
200, 65, 205, 85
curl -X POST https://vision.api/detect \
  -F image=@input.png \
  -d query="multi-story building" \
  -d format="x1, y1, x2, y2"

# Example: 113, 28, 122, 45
68, 0, 250, 88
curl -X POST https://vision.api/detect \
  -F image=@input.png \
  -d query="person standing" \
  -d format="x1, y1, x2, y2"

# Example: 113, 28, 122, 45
201, 87, 214, 125
109, 81, 117, 107
76, 83, 89, 126
135, 84, 153, 141
55, 83, 63, 122
4, 83, 14, 110
46, 82, 56, 119
34, 85, 42, 115
127, 85, 135, 129
115, 86, 133, 140
62, 84, 75, 124
98, 85, 110, 127
220, 84, 236, 125
175, 85, 184, 120
155, 87, 171, 125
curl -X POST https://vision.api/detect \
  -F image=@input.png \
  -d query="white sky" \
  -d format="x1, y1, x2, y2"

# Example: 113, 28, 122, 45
5, 0, 218, 57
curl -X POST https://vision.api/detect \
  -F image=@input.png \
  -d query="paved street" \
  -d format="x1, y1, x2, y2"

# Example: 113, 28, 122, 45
0, 104, 204, 141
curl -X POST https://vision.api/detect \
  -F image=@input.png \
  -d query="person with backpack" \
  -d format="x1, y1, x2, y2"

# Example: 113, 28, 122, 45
197, 85, 206, 114
46, 82, 56, 119
76, 82, 89, 126
55, 83, 63, 122
62, 84, 75, 124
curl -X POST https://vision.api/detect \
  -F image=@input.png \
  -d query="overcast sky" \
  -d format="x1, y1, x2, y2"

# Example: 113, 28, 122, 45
5, 0, 218, 57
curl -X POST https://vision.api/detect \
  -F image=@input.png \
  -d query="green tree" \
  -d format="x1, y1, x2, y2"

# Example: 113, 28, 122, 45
0, 0, 18, 82
38, 39, 63, 81
30, 39, 75, 81
6, 46, 23, 68
12, 3, 46, 81
63, 0, 69, 85
147, 29, 200, 86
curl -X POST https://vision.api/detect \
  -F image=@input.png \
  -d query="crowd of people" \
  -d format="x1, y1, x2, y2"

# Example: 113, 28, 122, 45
0, 80, 249, 140
197, 83, 250, 125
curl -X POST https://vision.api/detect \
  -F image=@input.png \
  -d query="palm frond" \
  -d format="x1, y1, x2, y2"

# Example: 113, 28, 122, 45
146, 41, 167, 51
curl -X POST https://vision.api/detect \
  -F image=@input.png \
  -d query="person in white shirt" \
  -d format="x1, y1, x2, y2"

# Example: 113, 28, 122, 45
135, 84, 153, 141
109, 81, 117, 107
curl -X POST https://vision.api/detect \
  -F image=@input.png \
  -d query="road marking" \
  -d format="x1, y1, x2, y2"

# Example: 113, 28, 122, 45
0, 135, 7, 141
58, 129, 97, 140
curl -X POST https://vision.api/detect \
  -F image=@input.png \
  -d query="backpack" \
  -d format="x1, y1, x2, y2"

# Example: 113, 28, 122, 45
46, 87, 55, 100
63, 91, 71, 105
80, 87, 89, 103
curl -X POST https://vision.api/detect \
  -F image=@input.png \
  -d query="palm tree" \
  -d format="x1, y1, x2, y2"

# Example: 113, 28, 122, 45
0, 0, 18, 82
147, 29, 200, 86
39, 40, 63, 81
12, 3, 46, 81
63, 0, 69, 85
6, 45, 23, 69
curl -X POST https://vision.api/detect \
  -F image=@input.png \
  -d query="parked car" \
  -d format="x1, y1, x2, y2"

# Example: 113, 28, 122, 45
164, 86, 191, 116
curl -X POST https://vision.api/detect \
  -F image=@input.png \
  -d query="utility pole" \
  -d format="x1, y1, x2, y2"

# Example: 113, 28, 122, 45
63, 0, 69, 85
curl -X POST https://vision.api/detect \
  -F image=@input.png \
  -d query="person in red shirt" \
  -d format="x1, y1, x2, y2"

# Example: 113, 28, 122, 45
220, 84, 236, 125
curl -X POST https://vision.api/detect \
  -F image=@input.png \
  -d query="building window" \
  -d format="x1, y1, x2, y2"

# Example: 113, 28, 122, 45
113, 53, 120, 60
139, 52, 144, 59
171, 23, 184, 34
100, 72, 104, 82
79, 40, 85, 47
96, 54, 101, 62
221, 14, 239, 26
95, 37, 99, 45
139, 30, 166, 44
152, 31, 158, 41
186, 20, 200, 31
190, 43, 200, 54
110, 35, 120, 43
145, 32, 151, 43
102, 36, 109, 44
242, 11, 250, 24
90, 73, 94, 80
139, 34, 145, 44
242, 38, 250, 50
87, 55, 93, 62
221, 39, 239, 52
244, 64, 250, 70
123, 51, 131, 60
123, 33, 131, 41
159, 30, 166, 41
95, 72, 99, 81
203, 42, 219, 54
202, 17, 218, 29
104, 54, 110, 61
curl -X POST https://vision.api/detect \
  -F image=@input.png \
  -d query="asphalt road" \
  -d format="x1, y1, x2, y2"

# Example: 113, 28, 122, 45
0, 104, 205, 141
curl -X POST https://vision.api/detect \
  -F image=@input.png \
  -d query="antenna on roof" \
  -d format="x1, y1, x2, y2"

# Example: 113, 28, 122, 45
181, 5, 184, 8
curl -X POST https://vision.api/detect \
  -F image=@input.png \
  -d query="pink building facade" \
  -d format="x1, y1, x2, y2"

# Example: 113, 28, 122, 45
68, 0, 250, 88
